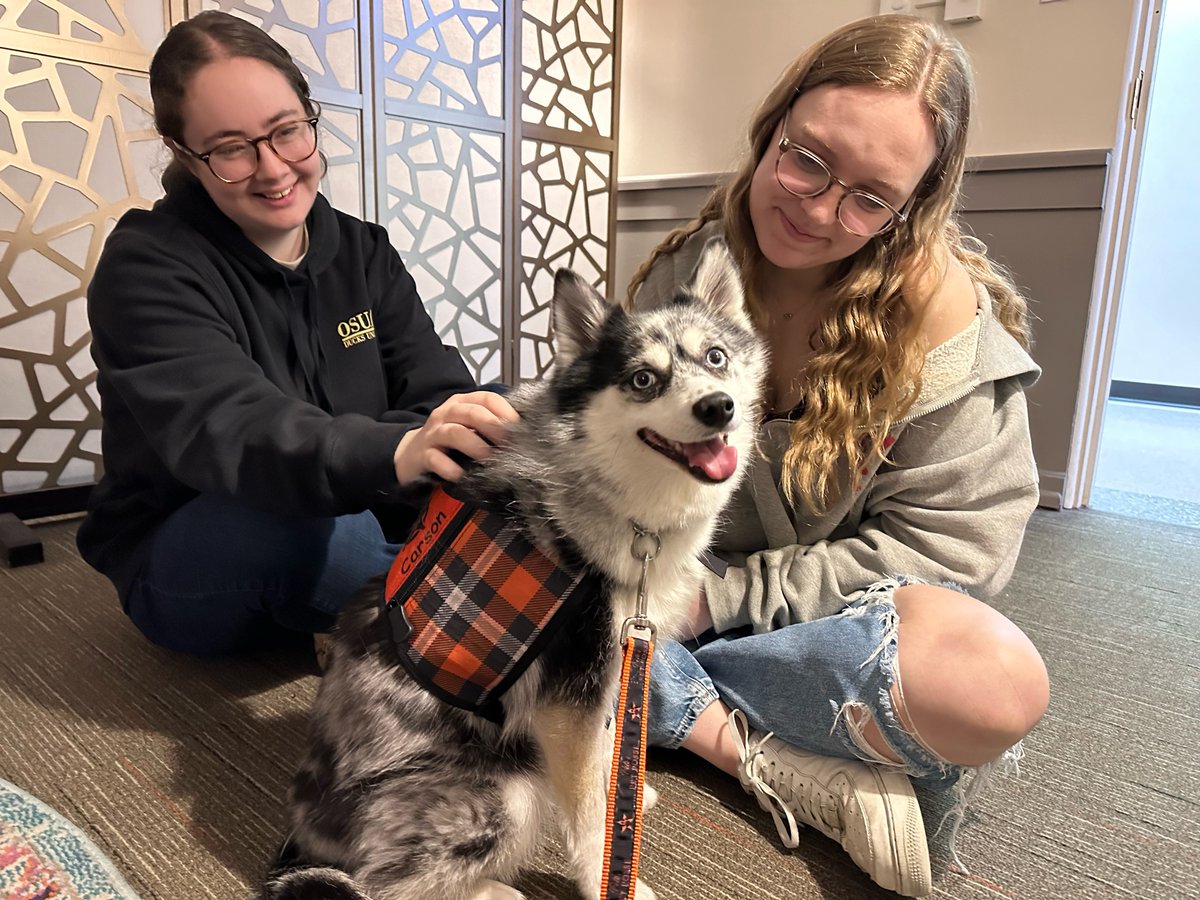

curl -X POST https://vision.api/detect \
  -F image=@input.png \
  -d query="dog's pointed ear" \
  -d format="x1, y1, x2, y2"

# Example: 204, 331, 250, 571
552, 269, 612, 364
686, 238, 750, 328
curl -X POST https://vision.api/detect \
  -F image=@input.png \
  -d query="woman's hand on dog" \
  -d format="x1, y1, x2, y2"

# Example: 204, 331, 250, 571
393, 391, 520, 485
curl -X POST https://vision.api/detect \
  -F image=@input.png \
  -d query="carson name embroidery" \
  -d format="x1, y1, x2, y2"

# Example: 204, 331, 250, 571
338, 310, 376, 347
397, 507, 448, 578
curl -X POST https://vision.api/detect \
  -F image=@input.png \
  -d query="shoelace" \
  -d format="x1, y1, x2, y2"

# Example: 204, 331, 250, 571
728, 709, 844, 848
728, 709, 801, 848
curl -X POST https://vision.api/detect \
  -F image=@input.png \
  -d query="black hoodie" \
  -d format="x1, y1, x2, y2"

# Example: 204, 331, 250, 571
77, 180, 477, 599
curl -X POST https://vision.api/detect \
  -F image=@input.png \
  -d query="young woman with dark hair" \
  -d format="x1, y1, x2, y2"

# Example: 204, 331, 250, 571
78, 11, 516, 657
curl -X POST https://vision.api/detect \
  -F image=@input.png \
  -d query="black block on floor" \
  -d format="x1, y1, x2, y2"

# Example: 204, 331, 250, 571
0, 513, 43, 567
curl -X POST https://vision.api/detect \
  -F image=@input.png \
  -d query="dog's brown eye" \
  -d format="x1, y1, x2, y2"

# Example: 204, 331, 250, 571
706, 347, 727, 369
630, 370, 656, 390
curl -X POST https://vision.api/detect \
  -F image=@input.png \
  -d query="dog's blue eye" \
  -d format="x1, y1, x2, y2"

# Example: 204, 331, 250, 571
706, 348, 727, 369
630, 370, 656, 390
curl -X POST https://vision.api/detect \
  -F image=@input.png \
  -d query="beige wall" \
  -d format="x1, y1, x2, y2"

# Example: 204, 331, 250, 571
619, 0, 1138, 178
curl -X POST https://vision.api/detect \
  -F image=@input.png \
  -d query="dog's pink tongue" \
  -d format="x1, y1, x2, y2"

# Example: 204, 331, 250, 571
685, 437, 738, 482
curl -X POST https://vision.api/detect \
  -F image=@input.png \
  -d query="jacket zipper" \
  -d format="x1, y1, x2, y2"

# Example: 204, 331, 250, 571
899, 379, 981, 425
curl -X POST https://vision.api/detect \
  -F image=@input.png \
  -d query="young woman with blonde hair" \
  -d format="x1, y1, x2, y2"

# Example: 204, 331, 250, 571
628, 15, 1049, 896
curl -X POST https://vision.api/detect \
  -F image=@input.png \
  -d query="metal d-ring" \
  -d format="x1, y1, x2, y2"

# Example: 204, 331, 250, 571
630, 522, 661, 564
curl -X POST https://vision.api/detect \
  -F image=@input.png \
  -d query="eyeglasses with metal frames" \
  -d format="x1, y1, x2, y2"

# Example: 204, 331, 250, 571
774, 106, 913, 237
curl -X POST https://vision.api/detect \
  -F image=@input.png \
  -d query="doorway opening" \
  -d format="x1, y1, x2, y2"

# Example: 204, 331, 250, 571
1090, 0, 1200, 528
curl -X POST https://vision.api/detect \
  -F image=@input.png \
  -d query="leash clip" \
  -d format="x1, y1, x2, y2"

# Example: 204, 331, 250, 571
622, 523, 660, 645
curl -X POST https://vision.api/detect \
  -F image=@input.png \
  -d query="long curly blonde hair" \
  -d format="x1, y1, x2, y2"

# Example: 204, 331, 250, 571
626, 15, 1031, 512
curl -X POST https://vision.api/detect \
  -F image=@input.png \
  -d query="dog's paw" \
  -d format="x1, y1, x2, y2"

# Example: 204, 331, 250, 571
642, 782, 659, 813
465, 880, 526, 900
634, 878, 658, 900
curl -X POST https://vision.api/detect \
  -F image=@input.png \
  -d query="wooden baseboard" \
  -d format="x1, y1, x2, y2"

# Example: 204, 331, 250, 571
0, 485, 93, 520
1039, 470, 1065, 511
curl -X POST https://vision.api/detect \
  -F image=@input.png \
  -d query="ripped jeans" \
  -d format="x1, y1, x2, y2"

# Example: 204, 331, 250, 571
647, 578, 964, 791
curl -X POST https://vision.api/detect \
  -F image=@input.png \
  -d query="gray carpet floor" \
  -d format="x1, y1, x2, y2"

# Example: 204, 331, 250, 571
0, 508, 1197, 899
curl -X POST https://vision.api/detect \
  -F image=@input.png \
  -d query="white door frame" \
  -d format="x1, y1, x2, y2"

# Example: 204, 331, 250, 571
1063, 0, 1166, 509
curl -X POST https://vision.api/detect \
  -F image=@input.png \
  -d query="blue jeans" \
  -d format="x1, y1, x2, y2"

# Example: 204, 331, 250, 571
124, 494, 401, 656
647, 578, 964, 788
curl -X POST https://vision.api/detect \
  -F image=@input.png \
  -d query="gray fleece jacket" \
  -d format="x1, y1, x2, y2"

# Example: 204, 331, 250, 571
635, 223, 1041, 633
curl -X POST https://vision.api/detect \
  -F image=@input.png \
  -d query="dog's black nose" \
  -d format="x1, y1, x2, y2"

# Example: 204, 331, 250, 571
693, 392, 735, 429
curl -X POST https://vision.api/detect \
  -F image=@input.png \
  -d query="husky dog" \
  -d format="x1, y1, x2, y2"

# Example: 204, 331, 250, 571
264, 239, 766, 900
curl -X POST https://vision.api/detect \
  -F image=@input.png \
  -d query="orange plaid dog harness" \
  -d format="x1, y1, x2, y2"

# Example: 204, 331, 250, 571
385, 485, 598, 723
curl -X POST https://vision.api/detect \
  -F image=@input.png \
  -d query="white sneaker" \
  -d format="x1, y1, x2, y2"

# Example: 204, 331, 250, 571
728, 709, 932, 897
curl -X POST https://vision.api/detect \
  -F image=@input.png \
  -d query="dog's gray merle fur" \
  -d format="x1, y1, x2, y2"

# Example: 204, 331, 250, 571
263, 238, 767, 900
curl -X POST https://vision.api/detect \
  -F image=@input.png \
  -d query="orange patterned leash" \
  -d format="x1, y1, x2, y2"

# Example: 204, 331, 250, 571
600, 527, 660, 900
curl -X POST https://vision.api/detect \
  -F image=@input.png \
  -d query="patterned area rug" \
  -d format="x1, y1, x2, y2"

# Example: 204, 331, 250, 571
0, 778, 139, 900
